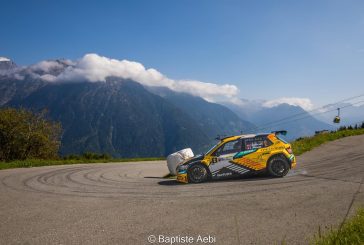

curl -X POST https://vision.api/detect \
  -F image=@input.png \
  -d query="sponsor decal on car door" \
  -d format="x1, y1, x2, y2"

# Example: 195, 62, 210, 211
210, 152, 235, 176
209, 139, 245, 178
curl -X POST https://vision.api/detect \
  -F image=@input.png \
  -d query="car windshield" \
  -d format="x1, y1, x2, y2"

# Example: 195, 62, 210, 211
205, 142, 220, 155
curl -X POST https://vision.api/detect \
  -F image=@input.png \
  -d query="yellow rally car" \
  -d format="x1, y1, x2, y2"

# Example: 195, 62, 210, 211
176, 131, 296, 183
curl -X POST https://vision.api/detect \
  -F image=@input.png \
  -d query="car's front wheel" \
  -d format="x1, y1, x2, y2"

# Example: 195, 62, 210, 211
187, 164, 208, 183
267, 156, 290, 177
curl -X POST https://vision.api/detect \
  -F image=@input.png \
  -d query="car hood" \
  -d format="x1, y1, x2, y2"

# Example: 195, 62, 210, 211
182, 154, 204, 165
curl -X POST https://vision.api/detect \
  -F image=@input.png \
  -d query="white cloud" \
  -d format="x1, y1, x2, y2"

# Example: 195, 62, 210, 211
6, 54, 318, 109
262, 97, 314, 111
30, 60, 65, 73
0, 57, 10, 62
54, 53, 239, 102
40, 74, 57, 82
1, 53, 239, 102
171, 80, 239, 102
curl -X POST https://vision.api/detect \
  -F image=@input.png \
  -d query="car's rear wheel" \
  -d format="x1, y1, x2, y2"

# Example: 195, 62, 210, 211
267, 156, 290, 177
187, 164, 208, 183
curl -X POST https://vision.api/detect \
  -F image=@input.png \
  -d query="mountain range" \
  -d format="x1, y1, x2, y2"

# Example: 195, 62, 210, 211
0, 58, 256, 157
0, 56, 342, 157
223, 101, 335, 140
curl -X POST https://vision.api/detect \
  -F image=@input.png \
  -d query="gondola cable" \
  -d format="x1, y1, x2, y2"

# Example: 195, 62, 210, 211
244, 93, 364, 133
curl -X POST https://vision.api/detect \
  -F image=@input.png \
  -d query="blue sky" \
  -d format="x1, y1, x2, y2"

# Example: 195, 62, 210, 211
1, 0, 364, 106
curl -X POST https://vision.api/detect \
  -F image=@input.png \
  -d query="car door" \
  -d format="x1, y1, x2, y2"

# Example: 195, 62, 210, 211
233, 136, 273, 171
209, 139, 242, 177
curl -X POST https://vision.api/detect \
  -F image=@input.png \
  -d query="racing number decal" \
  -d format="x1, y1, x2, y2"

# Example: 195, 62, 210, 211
209, 153, 236, 174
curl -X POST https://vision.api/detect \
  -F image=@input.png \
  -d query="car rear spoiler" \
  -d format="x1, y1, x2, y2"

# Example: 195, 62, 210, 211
271, 130, 287, 136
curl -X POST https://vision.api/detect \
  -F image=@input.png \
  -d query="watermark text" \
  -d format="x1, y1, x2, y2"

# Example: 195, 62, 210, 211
147, 234, 216, 244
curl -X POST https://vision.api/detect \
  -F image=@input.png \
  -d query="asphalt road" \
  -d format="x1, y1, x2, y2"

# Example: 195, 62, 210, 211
0, 135, 363, 245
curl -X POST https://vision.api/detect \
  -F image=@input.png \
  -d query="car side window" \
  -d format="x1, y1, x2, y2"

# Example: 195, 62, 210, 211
215, 139, 242, 156
244, 136, 272, 150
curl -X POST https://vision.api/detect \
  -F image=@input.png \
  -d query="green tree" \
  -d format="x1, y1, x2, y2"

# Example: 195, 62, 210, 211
0, 108, 62, 161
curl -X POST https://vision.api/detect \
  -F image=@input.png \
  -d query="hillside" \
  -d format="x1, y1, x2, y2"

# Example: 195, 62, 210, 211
4, 78, 214, 157
148, 87, 256, 138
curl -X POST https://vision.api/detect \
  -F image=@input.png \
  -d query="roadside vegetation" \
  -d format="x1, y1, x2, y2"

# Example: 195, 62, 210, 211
0, 108, 61, 161
0, 108, 164, 170
292, 124, 364, 156
312, 207, 364, 245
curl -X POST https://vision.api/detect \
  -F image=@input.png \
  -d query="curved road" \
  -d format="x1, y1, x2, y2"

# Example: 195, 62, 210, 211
0, 135, 363, 244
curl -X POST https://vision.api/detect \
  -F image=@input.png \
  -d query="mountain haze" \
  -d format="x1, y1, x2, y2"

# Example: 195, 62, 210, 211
148, 87, 255, 138
225, 102, 334, 140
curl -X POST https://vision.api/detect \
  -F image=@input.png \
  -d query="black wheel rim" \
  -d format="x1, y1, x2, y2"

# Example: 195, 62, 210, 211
190, 166, 206, 182
272, 161, 286, 175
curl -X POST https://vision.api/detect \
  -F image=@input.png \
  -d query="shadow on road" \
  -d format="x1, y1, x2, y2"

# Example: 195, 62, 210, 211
158, 180, 181, 186
157, 174, 275, 186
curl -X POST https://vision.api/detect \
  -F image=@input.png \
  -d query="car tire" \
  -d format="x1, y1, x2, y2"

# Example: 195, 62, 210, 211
187, 163, 208, 183
267, 156, 290, 177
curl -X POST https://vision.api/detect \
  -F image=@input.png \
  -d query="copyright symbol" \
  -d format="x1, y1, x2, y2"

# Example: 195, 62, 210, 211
148, 235, 156, 243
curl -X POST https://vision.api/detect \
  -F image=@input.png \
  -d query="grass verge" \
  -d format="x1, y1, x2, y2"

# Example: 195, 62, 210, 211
0, 157, 165, 170
291, 128, 364, 156
312, 207, 364, 245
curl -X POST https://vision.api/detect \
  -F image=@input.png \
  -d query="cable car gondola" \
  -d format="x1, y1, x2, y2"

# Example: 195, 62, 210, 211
333, 108, 340, 123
